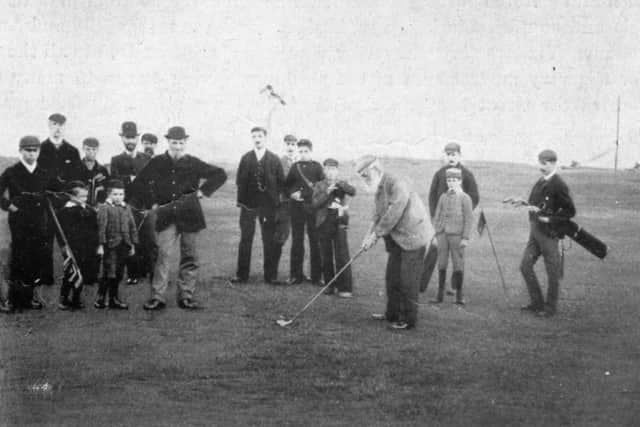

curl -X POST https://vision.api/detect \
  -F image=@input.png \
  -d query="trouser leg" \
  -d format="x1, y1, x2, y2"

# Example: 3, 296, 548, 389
237, 207, 256, 280
177, 231, 199, 301
318, 231, 335, 287
306, 211, 322, 282
539, 233, 561, 311
384, 239, 402, 322
289, 202, 306, 279
399, 246, 425, 327
334, 226, 352, 292
520, 229, 544, 308
260, 203, 277, 281
151, 225, 178, 303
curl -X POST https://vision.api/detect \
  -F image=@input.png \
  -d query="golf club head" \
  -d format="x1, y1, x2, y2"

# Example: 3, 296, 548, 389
276, 318, 293, 327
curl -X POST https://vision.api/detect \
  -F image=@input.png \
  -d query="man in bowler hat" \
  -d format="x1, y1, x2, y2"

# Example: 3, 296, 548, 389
232, 127, 286, 284
134, 126, 227, 310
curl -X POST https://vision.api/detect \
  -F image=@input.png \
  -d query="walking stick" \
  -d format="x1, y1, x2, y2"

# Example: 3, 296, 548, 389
276, 247, 365, 327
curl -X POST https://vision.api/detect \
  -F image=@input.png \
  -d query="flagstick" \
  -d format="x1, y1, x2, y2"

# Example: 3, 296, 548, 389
484, 218, 508, 299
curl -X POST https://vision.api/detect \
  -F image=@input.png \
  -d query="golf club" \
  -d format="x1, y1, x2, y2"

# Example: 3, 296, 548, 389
276, 247, 365, 327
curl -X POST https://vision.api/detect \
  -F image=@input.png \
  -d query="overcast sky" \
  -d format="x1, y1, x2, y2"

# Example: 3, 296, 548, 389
1, 0, 640, 167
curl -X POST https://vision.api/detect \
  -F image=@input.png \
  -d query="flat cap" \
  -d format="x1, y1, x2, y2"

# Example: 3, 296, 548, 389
323, 158, 339, 167
444, 142, 461, 153
48, 113, 66, 124
19, 135, 40, 149
297, 138, 312, 149
355, 154, 378, 173
82, 137, 100, 147
141, 133, 158, 144
65, 180, 87, 192
106, 179, 125, 190
445, 168, 462, 179
538, 149, 557, 163
284, 134, 297, 142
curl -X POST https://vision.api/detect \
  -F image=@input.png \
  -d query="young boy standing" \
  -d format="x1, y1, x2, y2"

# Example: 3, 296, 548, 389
311, 158, 356, 297
432, 168, 473, 305
95, 180, 138, 309
58, 182, 99, 310
285, 139, 324, 285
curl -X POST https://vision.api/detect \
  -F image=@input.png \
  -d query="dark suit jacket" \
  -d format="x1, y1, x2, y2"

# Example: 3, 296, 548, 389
285, 160, 324, 201
0, 162, 52, 235
428, 164, 479, 217
527, 173, 576, 237
38, 139, 83, 189
236, 150, 284, 209
133, 152, 228, 233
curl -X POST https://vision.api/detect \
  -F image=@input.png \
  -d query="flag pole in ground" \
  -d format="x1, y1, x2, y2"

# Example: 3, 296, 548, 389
46, 197, 83, 289
478, 209, 508, 299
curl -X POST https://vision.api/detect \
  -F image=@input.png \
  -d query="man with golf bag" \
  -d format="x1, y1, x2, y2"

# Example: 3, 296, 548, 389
357, 155, 433, 330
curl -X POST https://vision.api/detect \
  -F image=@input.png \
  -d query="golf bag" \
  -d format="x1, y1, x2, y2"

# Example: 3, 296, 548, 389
559, 220, 608, 259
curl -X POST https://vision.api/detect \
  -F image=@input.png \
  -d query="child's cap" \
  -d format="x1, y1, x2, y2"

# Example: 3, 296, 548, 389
323, 158, 339, 167
444, 142, 461, 153
141, 133, 158, 144
19, 135, 40, 149
445, 168, 462, 179
106, 179, 125, 190
297, 139, 312, 149
284, 134, 297, 142
82, 137, 100, 148
538, 149, 557, 163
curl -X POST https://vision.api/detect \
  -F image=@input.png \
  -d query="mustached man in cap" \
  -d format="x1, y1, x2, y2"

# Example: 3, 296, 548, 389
110, 121, 151, 285
134, 126, 227, 310
311, 158, 356, 297
38, 113, 84, 286
232, 127, 286, 284
141, 133, 159, 157
358, 155, 433, 330
0, 136, 53, 311
520, 149, 575, 317
422, 142, 479, 295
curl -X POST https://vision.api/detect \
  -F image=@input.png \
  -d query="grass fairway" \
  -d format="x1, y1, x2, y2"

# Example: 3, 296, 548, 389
1, 158, 639, 426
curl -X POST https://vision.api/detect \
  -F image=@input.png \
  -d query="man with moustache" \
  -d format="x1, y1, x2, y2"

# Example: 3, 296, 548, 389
421, 142, 479, 296
135, 126, 227, 311
141, 133, 159, 157
231, 127, 285, 284
357, 155, 433, 330
110, 121, 151, 285
37, 113, 83, 286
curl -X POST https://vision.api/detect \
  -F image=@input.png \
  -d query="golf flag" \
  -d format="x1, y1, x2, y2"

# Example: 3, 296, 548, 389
477, 210, 487, 237
62, 246, 83, 289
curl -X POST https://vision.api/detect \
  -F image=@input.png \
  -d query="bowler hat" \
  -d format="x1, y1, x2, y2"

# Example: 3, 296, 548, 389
120, 121, 139, 138
538, 149, 557, 163
165, 126, 189, 140
48, 113, 66, 124
82, 137, 100, 148
141, 133, 158, 144
19, 135, 40, 149
323, 158, 339, 167
444, 142, 461, 153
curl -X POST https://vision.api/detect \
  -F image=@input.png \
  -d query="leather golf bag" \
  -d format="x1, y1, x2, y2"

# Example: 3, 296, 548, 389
559, 220, 608, 259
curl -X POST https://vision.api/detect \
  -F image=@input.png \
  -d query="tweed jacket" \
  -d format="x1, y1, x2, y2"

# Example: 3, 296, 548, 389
433, 189, 474, 239
236, 149, 284, 208
97, 200, 138, 249
372, 173, 432, 251
428, 164, 479, 218
38, 139, 84, 189
311, 179, 356, 227
132, 152, 227, 233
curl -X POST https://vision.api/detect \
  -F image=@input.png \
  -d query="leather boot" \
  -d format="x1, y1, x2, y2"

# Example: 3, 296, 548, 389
108, 279, 128, 310
430, 269, 446, 303
94, 279, 108, 308
453, 271, 465, 305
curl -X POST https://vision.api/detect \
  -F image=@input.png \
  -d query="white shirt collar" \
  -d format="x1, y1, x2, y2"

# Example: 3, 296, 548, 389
21, 160, 37, 173
106, 199, 126, 207
254, 147, 266, 161
543, 168, 557, 181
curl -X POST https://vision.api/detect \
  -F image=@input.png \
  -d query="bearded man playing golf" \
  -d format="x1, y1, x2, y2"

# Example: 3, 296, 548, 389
357, 155, 433, 330
134, 126, 228, 310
